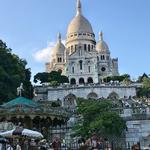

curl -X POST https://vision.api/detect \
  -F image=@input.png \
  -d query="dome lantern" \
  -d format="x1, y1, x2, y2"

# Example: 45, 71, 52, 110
57, 32, 61, 44
76, 0, 82, 16
99, 31, 103, 41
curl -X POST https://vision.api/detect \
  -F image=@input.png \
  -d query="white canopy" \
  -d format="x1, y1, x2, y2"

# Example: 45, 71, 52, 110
0, 128, 43, 139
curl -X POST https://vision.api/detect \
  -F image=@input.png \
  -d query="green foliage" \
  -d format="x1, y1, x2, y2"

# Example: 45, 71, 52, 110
51, 101, 61, 107
0, 40, 33, 103
122, 77, 131, 85
137, 73, 148, 83
50, 81, 60, 87
34, 71, 69, 84
137, 76, 150, 98
103, 74, 130, 83
142, 77, 150, 88
137, 88, 150, 98
73, 98, 126, 138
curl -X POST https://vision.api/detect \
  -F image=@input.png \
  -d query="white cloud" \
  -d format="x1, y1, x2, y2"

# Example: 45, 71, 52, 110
33, 42, 55, 62
33, 40, 66, 63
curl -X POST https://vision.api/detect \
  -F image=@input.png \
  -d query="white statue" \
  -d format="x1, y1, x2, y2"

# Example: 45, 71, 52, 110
17, 83, 24, 96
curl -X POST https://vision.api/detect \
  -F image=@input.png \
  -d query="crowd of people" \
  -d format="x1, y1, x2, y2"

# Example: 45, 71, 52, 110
0, 137, 62, 150
1, 134, 147, 150
79, 133, 112, 150
0, 134, 112, 150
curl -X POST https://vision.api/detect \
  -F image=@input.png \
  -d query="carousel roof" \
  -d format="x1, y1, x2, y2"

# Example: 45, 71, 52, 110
0, 97, 69, 120
2, 97, 39, 108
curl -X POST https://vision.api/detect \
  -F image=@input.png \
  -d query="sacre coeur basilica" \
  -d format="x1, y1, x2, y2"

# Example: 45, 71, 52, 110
34, 0, 136, 103
45, 0, 119, 84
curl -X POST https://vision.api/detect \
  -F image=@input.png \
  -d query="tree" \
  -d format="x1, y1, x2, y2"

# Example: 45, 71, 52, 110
122, 77, 131, 85
137, 73, 148, 83
137, 88, 150, 98
137, 77, 150, 98
0, 40, 33, 103
34, 71, 69, 84
33, 72, 50, 83
142, 77, 150, 88
103, 74, 131, 83
73, 98, 126, 139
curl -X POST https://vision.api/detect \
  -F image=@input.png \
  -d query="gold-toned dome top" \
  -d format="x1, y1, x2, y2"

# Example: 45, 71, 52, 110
67, 0, 94, 35
52, 33, 65, 56
96, 32, 110, 53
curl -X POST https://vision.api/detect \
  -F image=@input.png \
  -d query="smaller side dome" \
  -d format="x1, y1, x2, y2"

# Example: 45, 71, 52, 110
96, 32, 109, 53
52, 33, 65, 56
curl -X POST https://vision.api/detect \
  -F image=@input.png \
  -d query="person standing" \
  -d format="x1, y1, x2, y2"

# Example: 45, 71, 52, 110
16, 143, 22, 150
52, 137, 61, 150
7, 144, 13, 150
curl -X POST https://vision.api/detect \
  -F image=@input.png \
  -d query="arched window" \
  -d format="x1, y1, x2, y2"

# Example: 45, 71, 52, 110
97, 56, 99, 61
72, 67, 74, 73
79, 60, 83, 70
108, 92, 119, 100
64, 94, 77, 107
88, 66, 91, 73
101, 55, 105, 60
88, 44, 90, 51
79, 78, 85, 84
103, 55, 105, 60
84, 44, 87, 51
75, 45, 78, 51
58, 69, 62, 74
70, 78, 76, 85
87, 92, 98, 99
57, 57, 62, 62
87, 77, 93, 83
71, 45, 73, 51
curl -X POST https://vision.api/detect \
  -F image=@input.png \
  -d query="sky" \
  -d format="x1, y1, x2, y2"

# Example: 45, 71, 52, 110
0, 0, 150, 81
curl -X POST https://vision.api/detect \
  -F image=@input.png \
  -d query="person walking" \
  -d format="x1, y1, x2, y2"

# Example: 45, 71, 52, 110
7, 144, 13, 150
16, 143, 22, 150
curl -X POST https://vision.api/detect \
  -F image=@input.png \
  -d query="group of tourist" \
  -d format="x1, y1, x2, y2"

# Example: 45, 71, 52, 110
131, 144, 140, 150
0, 137, 62, 150
0, 135, 112, 150
79, 133, 112, 150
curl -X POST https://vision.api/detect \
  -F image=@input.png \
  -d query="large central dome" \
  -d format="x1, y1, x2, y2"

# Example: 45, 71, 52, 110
67, 15, 93, 34
67, 0, 94, 35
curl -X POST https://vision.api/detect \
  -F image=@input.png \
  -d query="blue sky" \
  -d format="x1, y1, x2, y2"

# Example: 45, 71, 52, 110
0, 0, 150, 81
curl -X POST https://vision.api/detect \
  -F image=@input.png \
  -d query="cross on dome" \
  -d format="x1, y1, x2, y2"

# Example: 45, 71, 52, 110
57, 32, 61, 43
99, 31, 103, 41
76, 0, 82, 16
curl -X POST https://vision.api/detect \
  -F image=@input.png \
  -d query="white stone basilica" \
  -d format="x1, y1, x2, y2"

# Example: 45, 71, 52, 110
45, 0, 119, 85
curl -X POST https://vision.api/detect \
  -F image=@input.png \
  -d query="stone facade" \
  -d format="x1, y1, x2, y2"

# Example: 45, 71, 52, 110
126, 119, 150, 149
45, 0, 119, 84
34, 85, 136, 106
120, 106, 150, 149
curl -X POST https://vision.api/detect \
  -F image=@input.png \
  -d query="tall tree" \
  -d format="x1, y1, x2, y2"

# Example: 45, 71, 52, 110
34, 71, 69, 84
0, 40, 33, 103
73, 98, 126, 139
